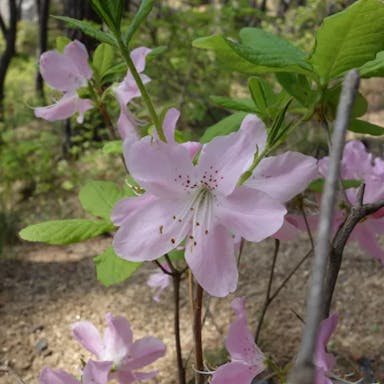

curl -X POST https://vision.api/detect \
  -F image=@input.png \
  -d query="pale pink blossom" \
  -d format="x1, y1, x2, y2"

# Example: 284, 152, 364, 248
39, 360, 111, 384
71, 313, 166, 384
314, 314, 338, 384
35, 40, 93, 123
114, 47, 151, 140
112, 114, 288, 297
320, 141, 384, 263
147, 263, 171, 302
211, 297, 265, 384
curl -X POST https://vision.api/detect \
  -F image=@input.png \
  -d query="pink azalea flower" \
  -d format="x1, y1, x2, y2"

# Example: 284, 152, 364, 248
314, 314, 338, 384
211, 297, 266, 384
147, 263, 171, 302
112, 114, 288, 297
71, 313, 166, 384
35, 40, 93, 123
153, 107, 202, 158
39, 360, 112, 384
320, 141, 384, 263
114, 47, 152, 140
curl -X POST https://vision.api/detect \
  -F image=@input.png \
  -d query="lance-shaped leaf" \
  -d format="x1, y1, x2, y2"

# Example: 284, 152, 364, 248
359, 51, 384, 78
54, 16, 116, 46
349, 119, 384, 136
200, 112, 247, 143
79, 181, 125, 221
125, 0, 155, 44
19, 219, 114, 245
94, 246, 142, 286
310, 0, 384, 83
210, 96, 256, 113
193, 28, 312, 75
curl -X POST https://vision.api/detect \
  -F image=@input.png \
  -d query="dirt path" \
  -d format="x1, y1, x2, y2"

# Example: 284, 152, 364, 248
1, 235, 383, 384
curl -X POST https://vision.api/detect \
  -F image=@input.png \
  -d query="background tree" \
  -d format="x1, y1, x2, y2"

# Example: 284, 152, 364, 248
0, 0, 22, 120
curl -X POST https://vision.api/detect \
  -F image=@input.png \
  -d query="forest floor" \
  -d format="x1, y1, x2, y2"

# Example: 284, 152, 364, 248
1, 232, 383, 384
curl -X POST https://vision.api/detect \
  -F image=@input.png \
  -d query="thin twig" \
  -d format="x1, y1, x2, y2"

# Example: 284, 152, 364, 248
255, 239, 280, 342
193, 283, 205, 384
288, 70, 360, 384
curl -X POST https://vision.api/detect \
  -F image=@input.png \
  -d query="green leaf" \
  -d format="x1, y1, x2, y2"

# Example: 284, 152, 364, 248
89, 0, 117, 32
210, 96, 256, 113
54, 16, 117, 46
125, 0, 155, 44
359, 51, 384, 78
248, 77, 276, 113
92, 43, 115, 79
94, 246, 142, 287
276, 72, 317, 107
19, 219, 114, 245
200, 112, 247, 143
194, 28, 312, 75
349, 119, 384, 136
102, 140, 123, 154
79, 181, 125, 220
309, 178, 362, 193
310, 0, 384, 83
56, 36, 71, 52
324, 85, 367, 120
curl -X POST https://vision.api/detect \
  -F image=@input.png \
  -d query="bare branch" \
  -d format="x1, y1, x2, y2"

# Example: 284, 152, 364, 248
288, 69, 360, 384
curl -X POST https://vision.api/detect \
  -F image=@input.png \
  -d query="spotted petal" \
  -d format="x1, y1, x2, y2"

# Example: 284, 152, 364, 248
198, 114, 265, 196
185, 224, 237, 297
113, 197, 192, 262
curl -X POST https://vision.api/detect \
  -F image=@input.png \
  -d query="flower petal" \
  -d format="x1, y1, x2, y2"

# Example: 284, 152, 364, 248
216, 186, 286, 242
147, 270, 171, 302
39, 368, 79, 384
116, 103, 139, 141
125, 336, 166, 370
239, 114, 267, 152
185, 224, 237, 297
35, 93, 92, 123
71, 321, 104, 359
198, 114, 265, 195
64, 40, 93, 80
273, 215, 303, 241
226, 298, 265, 369
314, 314, 338, 372
124, 137, 196, 198
352, 223, 384, 264
103, 313, 133, 364
130, 47, 152, 73
211, 361, 261, 384
246, 151, 318, 202
40, 51, 84, 92
82, 360, 112, 384
113, 197, 192, 262
111, 194, 156, 226
161, 107, 179, 144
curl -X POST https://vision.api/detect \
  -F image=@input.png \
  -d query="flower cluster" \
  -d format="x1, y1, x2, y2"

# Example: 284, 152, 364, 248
39, 313, 166, 384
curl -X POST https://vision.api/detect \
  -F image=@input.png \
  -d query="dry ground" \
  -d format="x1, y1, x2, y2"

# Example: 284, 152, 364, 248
1, 233, 383, 384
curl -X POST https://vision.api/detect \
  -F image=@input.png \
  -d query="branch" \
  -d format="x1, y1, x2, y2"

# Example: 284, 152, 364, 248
0, 12, 7, 38
288, 69, 360, 384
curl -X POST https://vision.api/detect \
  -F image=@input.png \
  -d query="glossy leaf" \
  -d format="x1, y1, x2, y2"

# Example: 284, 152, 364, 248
94, 246, 142, 287
194, 28, 312, 75
310, 0, 384, 83
19, 220, 114, 245
200, 112, 247, 143
349, 119, 384, 136
79, 181, 125, 220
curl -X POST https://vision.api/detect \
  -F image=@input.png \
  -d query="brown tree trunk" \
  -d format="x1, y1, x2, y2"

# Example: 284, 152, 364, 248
0, 0, 21, 120
35, 0, 50, 100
